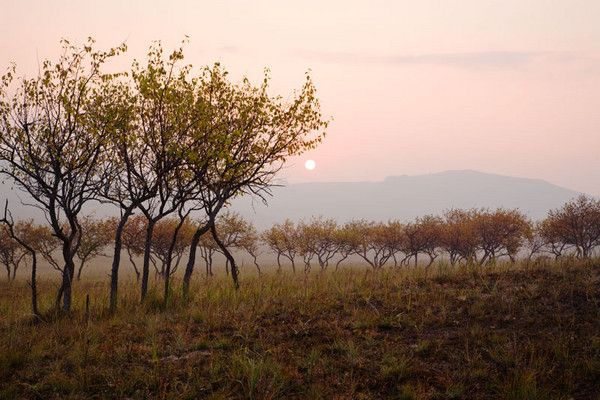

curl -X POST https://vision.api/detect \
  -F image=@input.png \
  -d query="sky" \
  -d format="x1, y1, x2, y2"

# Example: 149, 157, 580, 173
1, 0, 600, 194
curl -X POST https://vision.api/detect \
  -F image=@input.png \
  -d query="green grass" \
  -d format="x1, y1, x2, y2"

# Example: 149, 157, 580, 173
1, 259, 599, 399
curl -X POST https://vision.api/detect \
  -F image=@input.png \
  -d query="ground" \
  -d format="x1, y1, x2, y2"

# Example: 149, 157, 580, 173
1, 260, 599, 399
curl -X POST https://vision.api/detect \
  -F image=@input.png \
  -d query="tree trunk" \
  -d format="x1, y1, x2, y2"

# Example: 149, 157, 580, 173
77, 258, 86, 281
182, 224, 210, 297
110, 212, 131, 312
140, 220, 156, 301
163, 217, 185, 306
210, 222, 239, 289
30, 252, 39, 317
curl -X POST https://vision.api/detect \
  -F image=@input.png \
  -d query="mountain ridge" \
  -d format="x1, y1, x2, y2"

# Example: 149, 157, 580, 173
0, 170, 586, 228
230, 170, 584, 228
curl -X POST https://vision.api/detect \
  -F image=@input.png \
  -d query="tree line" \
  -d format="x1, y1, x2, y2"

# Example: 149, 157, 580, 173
0, 38, 328, 317
3, 195, 600, 315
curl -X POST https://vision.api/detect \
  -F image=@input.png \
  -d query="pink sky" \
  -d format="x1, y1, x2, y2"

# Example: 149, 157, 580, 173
2, 0, 600, 194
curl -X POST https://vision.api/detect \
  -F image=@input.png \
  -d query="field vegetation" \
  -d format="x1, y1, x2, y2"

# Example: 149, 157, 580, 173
1, 259, 599, 399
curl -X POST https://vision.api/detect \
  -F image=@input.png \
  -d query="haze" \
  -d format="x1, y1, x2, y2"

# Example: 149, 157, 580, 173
2, 0, 599, 195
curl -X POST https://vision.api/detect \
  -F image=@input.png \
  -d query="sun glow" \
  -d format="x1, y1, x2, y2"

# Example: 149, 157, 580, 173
304, 159, 316, 170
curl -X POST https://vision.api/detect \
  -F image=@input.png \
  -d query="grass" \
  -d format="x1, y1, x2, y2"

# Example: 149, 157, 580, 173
0, 259, 599, 399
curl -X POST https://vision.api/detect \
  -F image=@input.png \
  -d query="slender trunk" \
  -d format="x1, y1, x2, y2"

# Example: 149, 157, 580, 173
210, 222, 239, 289
30, 252, 38, 317
76, 258, 86, 281
276, 253, 282, 272
164, 218, 185, 305
127, 249, 140, 281
140, 220, 156, 301
335, 254, 349, 271
110, 211, 131, 312
182, 224, 210, 297
252, 255, 261, 275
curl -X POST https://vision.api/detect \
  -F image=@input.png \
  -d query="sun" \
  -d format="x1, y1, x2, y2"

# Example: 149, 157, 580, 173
304, 159, 316, 170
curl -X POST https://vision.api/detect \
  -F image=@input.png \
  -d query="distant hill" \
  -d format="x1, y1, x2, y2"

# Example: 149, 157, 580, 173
0, 170, 585, 228
229, 170, 583, 228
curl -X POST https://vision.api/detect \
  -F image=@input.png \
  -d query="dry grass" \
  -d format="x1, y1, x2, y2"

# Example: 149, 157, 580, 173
1, 260, 599, 399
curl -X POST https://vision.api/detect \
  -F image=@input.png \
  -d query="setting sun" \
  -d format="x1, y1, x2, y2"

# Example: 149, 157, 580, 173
304, 159, 316, 170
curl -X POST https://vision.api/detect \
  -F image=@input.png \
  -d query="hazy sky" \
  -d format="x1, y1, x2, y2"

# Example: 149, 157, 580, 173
2, 0, 600, 194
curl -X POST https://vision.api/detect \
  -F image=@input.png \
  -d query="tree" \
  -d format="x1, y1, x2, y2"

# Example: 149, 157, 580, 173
541, 195, 600, 259
122, 215, 147, 280
76, 217, 113, 280
440, 209, 479, 265
296, 217, 340, 271
197, 229, 218, 277
524, 221, 547, 262
181, 64, 327, 293
150, 217, 195, 279
0, 225, 27, 281
0, 203, 42, 317
214, 212, 261, 274
473, 209, 530, 264
401, 216, 443, 267
344, 220, 394, 269
0, 39, 126, 311
262, 220, 299, 273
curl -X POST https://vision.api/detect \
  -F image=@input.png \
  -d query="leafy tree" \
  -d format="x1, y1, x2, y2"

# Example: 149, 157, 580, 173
262, 220, 299, 273
473, 209, 530, 264
0, 225, 27, 281
0, 39, 125, 311
76, 217, 114, 280
0, 204, 42, 316
122, 215, 147, 280
344, 220, 394, 269
181, 64, 327, 293
150, 217, 195, 280
440, 209, 479, 265
541, 195, 600, 258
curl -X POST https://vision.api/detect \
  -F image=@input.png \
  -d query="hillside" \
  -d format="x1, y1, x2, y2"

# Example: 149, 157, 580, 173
231, 170, 583, 228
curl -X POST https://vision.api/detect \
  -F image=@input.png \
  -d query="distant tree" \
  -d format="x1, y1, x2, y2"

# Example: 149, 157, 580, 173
238, 224, 262, 274
150, 217, 195, 280
297, 217, 340, 271
333, 223, 360, 270
523, 221, 547, 262
344, 220, 394, 269
440, 209, 479, 265
122, 215, 147, 280
0, 225, 27, 281
473, 209, 531, 264
541, 195, 600, 259
197, 230, 218, 277
76, 217, 114, 280
401, 216, 443, 267
214, 212, 261, 274
0, 203, 41, 316
262, 220, 299, 273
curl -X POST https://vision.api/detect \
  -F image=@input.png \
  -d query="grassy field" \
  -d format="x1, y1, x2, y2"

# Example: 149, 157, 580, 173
1, 260, 599, 399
